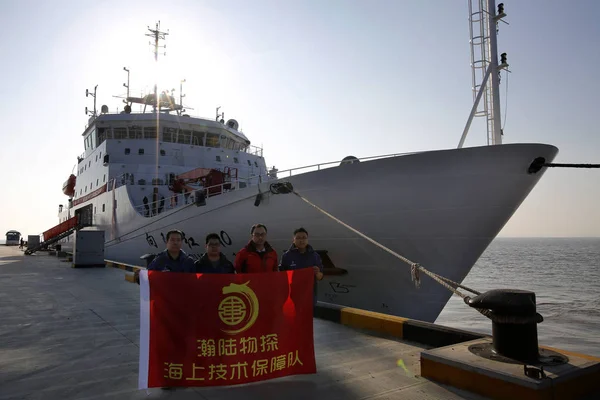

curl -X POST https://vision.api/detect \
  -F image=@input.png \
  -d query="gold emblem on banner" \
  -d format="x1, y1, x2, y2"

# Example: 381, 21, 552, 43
218, 281, 259, 335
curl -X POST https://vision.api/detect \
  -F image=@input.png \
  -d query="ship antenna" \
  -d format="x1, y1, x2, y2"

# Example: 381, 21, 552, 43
123, 67, 130, 99
146, 21, 169, 112
458, 0, 509, 148
179, 78, 186, 115
85, 85, 98, 117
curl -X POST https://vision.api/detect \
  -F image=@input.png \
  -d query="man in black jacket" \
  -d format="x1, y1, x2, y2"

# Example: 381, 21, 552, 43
194, 233, 235, 274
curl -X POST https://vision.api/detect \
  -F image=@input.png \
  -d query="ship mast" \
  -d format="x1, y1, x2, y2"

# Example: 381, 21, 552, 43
458, 0, 509, 148
146, 22, 169, 113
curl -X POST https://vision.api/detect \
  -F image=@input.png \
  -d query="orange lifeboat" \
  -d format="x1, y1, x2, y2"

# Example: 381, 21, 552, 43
62, 174, 76, 197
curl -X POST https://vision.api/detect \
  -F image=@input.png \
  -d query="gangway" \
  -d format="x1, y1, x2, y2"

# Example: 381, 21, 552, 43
25, 216, 80, 255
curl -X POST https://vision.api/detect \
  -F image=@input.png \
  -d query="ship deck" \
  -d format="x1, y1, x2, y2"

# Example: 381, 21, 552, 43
0, 245, 597, 400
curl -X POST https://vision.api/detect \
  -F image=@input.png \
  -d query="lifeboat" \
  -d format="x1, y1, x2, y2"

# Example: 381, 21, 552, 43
62, 174, 76, 197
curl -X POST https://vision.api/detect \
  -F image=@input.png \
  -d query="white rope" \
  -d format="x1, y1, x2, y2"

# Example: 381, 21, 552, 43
292, 190, 501, 320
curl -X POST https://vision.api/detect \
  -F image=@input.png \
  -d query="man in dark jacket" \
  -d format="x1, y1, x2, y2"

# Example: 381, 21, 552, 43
194, 233, 235, 274
234, 224, 279, 273
279, 227, 324, 305
146, 229, 195, 272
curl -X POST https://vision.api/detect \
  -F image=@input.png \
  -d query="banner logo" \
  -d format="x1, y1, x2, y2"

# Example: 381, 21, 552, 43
218, 281, 259, 335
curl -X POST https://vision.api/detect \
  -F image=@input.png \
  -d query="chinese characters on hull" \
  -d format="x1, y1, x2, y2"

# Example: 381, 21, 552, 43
145, 229, 233, 258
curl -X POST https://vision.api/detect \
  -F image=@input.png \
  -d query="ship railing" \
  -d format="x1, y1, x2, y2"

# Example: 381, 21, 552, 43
124, 151, 417, 216
272, 151, 419, 178
130, 176, 257, 217
245, 145, 263, 157
111, 172, 259, 189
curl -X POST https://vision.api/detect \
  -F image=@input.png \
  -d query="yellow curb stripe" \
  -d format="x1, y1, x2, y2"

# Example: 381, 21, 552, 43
340, 307, 408, 339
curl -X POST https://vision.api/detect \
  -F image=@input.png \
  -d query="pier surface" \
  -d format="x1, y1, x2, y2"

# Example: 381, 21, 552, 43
0, 245, 596, 400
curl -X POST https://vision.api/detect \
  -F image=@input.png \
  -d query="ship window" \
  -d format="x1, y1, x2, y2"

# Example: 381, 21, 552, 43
95, 155, 98, 162
102, 204, 105, 212
85, 186, 87, 193
160, 150, 166, 156
90, 182, 93, 189
88, 161, 91, 167
138, 148, 144, 155
94, 207, 96, 214
254, 161, 259, 167
114, 127, 127, 139
163, 127, 177, 142
192, 131, 205, 146
103, 174, 106, 183
125, 148, 130, 155
234, 157, 239, 163
247, 160, 251, 166
178, 130, 192, 144
80, 189, 82, 195
97, 128, 106, 145
206, 133, 220, 148
84, 165, 86, 171
219, 135, 228, 148
130, 126, 143, 139
96, 179, 99, 186
144, 127, 157, 139
99, 152, 102, 158
103, 154, 109, 164
216, 156, 222, 162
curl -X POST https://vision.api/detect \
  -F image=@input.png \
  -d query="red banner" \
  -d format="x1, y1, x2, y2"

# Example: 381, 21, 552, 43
138, 268, 316, 389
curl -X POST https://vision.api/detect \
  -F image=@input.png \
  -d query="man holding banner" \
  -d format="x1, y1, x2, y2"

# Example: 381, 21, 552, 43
137, 259, 317, 389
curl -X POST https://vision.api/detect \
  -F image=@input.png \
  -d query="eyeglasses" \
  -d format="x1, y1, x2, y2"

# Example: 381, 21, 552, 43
252, 232, 266, 238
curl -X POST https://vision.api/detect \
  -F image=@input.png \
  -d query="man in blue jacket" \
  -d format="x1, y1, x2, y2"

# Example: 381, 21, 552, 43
147, 229, 195, 272
279, 227, 324, 305
194, 233, 236, 274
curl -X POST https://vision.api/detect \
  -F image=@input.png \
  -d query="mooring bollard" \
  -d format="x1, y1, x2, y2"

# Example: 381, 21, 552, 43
466, 289, 543, 362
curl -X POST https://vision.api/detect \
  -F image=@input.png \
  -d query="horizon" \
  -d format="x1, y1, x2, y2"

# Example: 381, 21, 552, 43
1, 1, 599, 238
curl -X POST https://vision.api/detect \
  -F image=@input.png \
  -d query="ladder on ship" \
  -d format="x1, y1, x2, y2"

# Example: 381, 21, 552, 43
25, 216, 81, 255
459, 0, 508, 148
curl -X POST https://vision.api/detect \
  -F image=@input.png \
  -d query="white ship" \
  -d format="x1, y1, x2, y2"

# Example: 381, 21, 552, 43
49, 2, 557, 323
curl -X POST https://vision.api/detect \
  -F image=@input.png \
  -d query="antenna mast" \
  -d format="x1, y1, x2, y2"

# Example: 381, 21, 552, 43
123, 67, 130, 99
179, 78, 186, 115
146, 21, 169, 112
85, 85, 98, 117
458, 0, 509, 148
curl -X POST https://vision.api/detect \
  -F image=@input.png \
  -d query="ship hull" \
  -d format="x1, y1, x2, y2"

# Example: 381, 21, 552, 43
59, 143, 558, 322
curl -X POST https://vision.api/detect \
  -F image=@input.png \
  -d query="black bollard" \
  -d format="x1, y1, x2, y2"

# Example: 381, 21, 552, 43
467, 289, 542, 363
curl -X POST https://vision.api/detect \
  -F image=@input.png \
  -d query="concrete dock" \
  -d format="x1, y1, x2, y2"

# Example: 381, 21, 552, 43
0, 245, 597, 400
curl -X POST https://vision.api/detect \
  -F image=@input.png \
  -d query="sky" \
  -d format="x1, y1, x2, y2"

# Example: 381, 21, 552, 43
1, 0, 598, 239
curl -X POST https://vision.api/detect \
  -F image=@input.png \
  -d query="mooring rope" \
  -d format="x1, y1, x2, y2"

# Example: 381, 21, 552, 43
288, 189, 510, 321
542, 163, 600, 169
529, 157, 600, 174
287, 187, 544, 324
